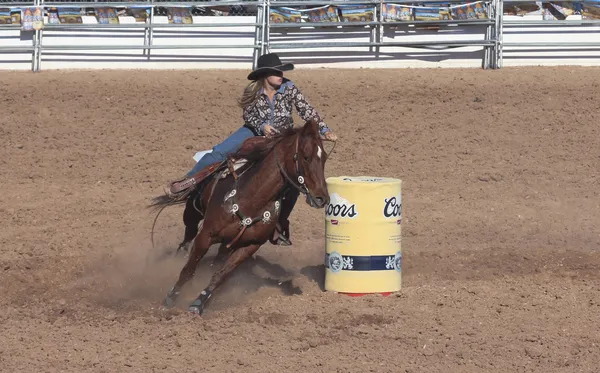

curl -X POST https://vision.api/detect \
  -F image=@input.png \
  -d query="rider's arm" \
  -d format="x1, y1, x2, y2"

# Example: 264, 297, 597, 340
242, 100, 268, 135
289, 84, 331, 135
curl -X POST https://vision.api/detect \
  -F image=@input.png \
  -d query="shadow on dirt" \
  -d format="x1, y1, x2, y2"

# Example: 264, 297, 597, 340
148, 248, 304, 312
300, 264, 326, 291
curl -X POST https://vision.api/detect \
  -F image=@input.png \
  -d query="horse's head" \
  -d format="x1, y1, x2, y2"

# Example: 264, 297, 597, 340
288, 118, 331, 209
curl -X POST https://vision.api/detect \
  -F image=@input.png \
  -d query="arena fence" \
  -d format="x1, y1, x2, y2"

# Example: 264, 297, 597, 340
0, 0, 598, 71
500, 0, 600, 68
266, 0, 500, 69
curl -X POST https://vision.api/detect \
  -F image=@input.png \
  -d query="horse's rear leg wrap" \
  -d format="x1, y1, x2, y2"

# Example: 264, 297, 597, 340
270, 189, 298, 245
188, 243, 260, 315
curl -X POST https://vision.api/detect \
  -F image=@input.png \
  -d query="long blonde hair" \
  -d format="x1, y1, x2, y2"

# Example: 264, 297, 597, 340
238, 79, 264, 109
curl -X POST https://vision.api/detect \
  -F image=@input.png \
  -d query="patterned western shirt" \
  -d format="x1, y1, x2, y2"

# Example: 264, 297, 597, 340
242, 79, 331, 136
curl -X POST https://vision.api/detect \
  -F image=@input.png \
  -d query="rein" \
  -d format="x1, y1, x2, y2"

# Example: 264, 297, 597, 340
326, 137, 337, 158
274, 132, 320, 207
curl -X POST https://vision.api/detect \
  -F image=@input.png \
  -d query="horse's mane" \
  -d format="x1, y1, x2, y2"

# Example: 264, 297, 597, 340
233, 127, 301, 162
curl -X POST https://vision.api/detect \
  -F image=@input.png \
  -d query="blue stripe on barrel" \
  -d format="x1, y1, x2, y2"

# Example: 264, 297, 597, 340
325, 252, 401, 272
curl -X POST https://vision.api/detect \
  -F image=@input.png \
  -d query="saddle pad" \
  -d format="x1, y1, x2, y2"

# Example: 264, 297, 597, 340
220, 158, 249, 178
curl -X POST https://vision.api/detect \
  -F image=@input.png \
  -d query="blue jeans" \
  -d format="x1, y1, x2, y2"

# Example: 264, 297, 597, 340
186, 126, 255, 177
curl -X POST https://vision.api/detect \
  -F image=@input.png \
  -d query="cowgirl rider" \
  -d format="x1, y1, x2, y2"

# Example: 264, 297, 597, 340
170, 53, 338, 245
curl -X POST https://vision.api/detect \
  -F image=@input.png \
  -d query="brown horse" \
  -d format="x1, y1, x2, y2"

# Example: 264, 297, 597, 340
149, 119, 330, 315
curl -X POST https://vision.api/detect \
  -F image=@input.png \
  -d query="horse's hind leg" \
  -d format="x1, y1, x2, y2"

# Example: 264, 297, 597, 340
210, 243, 231, 267
188, 243, 261, 315
176, 195, 203, 255
162, 230, 213, 309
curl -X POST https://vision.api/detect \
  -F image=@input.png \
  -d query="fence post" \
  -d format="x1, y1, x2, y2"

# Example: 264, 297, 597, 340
264, 0, 271, 54
498, 0, 503, 68
31, 0, 39, 71
253, 0, 265, 68
145, 0, 155, 59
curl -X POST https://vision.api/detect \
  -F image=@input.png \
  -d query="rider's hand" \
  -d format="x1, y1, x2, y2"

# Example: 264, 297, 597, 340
264, 125, 278, 137
322, 131, 338, 141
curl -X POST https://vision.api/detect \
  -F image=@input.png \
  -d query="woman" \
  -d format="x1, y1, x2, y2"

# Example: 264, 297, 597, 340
170, 53, 337, 245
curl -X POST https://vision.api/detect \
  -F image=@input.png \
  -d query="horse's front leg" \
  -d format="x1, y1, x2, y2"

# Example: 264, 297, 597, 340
162, 230, 212, 309
188, 243, 261, 315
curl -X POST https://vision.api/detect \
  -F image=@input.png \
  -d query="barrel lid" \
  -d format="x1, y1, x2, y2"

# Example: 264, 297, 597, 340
326, 176, 401, 184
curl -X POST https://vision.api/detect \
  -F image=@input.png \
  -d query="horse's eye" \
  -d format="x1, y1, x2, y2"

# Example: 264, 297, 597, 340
304, 155, 310, 161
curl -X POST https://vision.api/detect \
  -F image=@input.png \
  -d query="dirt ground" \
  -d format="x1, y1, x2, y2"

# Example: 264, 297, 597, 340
1, 66, 600, 373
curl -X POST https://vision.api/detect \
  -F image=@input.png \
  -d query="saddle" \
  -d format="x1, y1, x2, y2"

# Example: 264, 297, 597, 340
167, 135, 292, 246
167, 136, 271, 198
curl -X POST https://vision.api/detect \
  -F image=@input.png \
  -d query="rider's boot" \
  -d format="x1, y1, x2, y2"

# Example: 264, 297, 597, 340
269, 188, 298, 246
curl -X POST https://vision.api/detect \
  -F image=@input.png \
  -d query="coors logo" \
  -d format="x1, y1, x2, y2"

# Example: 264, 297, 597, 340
383, 196, 402, 218
326, 193, 358, 219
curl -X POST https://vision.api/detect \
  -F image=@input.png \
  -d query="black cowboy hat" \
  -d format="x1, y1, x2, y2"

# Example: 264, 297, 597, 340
247, 53, 294, 81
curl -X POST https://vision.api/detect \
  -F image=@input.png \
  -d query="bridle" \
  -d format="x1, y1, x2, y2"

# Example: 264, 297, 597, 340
274, 132, 326, 207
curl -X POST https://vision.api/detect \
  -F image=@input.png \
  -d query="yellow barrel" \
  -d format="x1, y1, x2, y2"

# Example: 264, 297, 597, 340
324, 176, 402, 295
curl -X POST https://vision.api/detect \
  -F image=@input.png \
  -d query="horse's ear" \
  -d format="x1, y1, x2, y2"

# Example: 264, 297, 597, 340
302, 118, 320, 138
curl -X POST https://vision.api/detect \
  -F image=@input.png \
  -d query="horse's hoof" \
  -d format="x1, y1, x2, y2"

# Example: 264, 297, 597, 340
188, 305, 203, 315
162, 296, 176, 309
162, 286, 181, 309
176, 249, 191, 260
175, 242, 191, 256
187, 296, 206, 315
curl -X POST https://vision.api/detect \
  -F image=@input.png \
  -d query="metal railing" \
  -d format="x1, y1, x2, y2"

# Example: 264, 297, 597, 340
0, 0, 36, 70
34, 0, 265, 70
499, 0, 600, 67
1, 0, 599, 71
266, 0, 500, 68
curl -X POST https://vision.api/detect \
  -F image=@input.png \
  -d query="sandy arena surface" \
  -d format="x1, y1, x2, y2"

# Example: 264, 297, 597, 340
1, 66, 600, 372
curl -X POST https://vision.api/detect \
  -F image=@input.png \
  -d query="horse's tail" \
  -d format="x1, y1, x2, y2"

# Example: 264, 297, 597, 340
147, 190, 192, 249
148, 192, 189, 212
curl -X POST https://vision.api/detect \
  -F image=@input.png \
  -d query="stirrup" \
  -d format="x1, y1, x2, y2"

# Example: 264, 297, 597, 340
167, 161, 226, 197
